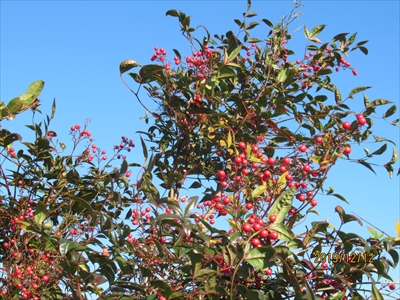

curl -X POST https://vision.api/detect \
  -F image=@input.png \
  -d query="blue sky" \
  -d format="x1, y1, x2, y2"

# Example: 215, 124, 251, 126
1, 0, 399, 282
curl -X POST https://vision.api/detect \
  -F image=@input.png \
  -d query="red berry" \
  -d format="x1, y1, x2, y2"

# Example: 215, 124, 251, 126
299, 145, 307, 152
267, 157, 276, 165
245, 203, 253, 210
265, 268, 273, 275
269, 232, 278, 240
343, 146, 351, 155
342, 121, 351, 130
352, 69, 358, 76
259, 230, 269, 238
282, 157, 291, 165
242, 223, 252, 233
238, 141, 246, 149
217, 170, 226, 178
389, 283, 396, 290
234, 156, 242, 164
310, 199, 318, 207
269, 215, 277, 223
315, 136, 323, 143
251, 238, 261, 247
358, 117, 367, 126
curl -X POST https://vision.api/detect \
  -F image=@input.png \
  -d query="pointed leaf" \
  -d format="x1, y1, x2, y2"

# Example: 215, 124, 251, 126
262, 18, 273, 27
357, 160, 376, 175
363, 94, 370, 108
51, 98, 56, 119
371, 283, 384, 300
369, 144, 387, 157
331, 193, 349, 204
252, 184, 266, 198
310, 25, 325, 38
227, 46, 242, 62
140, 136, 148, 162
277, 68, 288, 83
304, 25, 310, 39
334, 87, 341, 105
347, 86, 371, 99
184, 196, 198, 217
383, 105, 397, 118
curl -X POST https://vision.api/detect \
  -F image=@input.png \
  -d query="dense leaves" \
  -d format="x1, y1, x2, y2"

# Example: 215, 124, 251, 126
0, 1, 399, 299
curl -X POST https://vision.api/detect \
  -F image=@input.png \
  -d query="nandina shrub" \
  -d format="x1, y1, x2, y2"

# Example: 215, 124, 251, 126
1, 1, 399, 299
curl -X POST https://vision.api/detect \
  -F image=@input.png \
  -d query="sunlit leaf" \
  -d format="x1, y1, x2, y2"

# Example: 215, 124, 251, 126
119, 60, 141, 75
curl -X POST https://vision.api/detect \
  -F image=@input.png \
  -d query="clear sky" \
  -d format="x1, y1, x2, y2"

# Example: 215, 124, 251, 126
1, 0, 399, 282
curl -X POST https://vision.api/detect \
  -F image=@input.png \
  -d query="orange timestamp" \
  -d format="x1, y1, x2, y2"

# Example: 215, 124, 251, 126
313, 252, 375, 264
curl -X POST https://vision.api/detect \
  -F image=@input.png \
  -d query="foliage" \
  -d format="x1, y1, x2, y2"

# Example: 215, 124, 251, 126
1, 1, 399, 299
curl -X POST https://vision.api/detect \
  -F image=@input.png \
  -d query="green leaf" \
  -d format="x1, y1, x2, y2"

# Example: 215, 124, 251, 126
363, 94, 371, 108
189, 251, 203, 277
395, 219, 400, 237
184, 196, 198, 217
140, 135, 148, 163
383, 105, 397, 118
252, 184, 266, 198
246, 246, 275, 270
149, 280, 173, 297
119, 60, 141, 75
347, 86, 371, 99
389, 249, 399, 269
51, 98, 56, 120
334, 87, 341, 105
246, 21, 259, 30
331, 193, 349, 204
367, 226, 379, 238
389, 148, 399, 164
268, 187, 295, 223
303, 222, 330, 247
227, 46, 242, 62
26, 80, 45, 97
371, 282, 384, 300
277, 68, 288, 83
59, 239, 76, 256
195, 268, 216, 277
120, 159, 128, 174
165, 9, 179, 17
139, 64, 164, 83
357, 160, 376, 175
304, 25, 310, 39
359, 46, 368, 55
268, 223, 294, 242
34, 201, 46, 224
368, 99, 393, 107
368, 144, 387, 157
310, 25, 325, 38
262, 18, 273, 27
